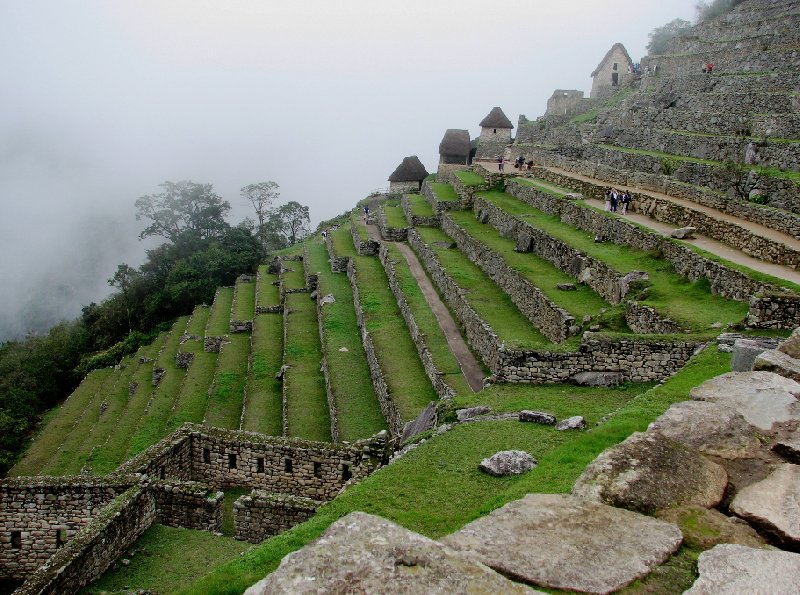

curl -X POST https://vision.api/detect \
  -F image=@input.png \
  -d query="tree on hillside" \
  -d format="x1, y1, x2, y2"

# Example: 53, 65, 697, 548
696, 0, 745, 23
108, 263, 140, 334
647, 18, 692, 55
267, 201, 311, 247
135, 180, 231, 243
241, 181, 280, 253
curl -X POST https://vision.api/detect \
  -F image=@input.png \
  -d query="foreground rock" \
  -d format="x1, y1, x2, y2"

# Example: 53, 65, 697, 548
755, 349, 800, 383
670, 226, 696, 239
479, 450, 537, 477
244, 512, 538, 595
690, 371, 800, 432
648, 400, 762, 459
773, 431, 800, 464
442, 493, 682, 594
732, 338, 777, 372
655, 506, 765, 550
778, 327, 800, 359
730, 464, 800, 548
572, 431, 727, 513
685, 544, 800, 594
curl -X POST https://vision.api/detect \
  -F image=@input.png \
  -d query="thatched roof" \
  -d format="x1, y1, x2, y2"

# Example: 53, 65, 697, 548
591, 43, 633, 77
388, 155, 429, 182
479, 107, 513, 129
438, 129, 471, 157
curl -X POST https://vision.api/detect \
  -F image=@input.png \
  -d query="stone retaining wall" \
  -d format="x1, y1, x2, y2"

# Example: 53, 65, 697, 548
438, 166, 504, 209
234, 491, 319, 544
325, 232, 350, 272
149, 480, 223, 532
351, 221, 379, 256
315, 288, 340, 442
229, 276, 255, 333
747, 293, 800, 329
378, 244, 455, 400
625, 302, 684, 334
401, 194, 439, 227
440, 214, 576, 343
377, 206, 408, 242
422, 180, 463, 215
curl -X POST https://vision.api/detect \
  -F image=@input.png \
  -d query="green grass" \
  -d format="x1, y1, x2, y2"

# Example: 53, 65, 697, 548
85, 334, 168, 475
659, 128, 800, 145
509, 177, 573, 196
282, 263, 306, 291
415, 226, 554, 351
351, 213, 369, 242
432, 182, 459, 201
10, 367, 115, 476
179, 346, 728, 594
480, 191, 749, 330
571, 109, 599, 123
207, 287, 235, 336
204, 334, 251, 430
240, 314, 284, 436
454, 170, 486, 187
331, 224, 357, 258
307, 241, 386, 440
383, 205, 407, 229
407, 194, 434, 217
166, 342, 217, 430
283, 293, 331, 442
233, 279, 256, 320
353, 254, 438, 421
256, 265, 280, 310
124, 316, 191, 459
448, 210, 617, 323
82, 524, 249, 595
186, 305, 210, 336
384, 242, 474, 397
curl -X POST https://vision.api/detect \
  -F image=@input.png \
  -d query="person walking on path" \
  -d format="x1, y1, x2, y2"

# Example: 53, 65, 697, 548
620, 191, 631, 215
497, 155, 504, 172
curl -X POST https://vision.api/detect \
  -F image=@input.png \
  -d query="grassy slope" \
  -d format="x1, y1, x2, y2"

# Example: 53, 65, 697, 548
415, 226, 555, 351
206, 288, 234, 336
454, 170, 486, 187
168, 341, 217, 430
240, 313, 284, 436
282, 265, 306, 291
233, 279, 256, 320
383, 205, 407, 229
185, 305, 210, 336
256, 265, 280, 309
331, 224, 357, 258
408, 194, 434, 217
307, 240, 385, 440
432, 182, 459, 201
283, 292, 331, 442
484, 190, 748, 330
180, 346, 729, 594
204, 333, 251, 430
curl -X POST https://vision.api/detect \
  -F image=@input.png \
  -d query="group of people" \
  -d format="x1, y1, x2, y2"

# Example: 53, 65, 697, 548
496, 155, 534, 171
629, 62, 658, 77
604, 187, 631, 214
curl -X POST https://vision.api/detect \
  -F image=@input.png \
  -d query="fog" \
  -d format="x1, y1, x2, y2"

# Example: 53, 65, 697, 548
0, 0, 697, 341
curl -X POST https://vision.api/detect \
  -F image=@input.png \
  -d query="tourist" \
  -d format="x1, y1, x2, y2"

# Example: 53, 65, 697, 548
621, 191, 631, 215
364, 205, 370, 221
604, 188, 613, 211
526, 159, 534, 171
610, 190, 619, 213
497, 155, 504, 172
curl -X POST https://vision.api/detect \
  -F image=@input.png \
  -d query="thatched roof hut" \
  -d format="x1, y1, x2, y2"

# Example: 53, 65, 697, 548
479, 107, 513, 130
439, 129, 471, 164
388, 156, 429, 183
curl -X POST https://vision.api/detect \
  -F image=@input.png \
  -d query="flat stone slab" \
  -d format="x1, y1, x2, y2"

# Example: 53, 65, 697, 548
572, 431, 727, 514
648, 400, 762, 459
519, 410, 556, 425
755, 349, 800, 383
732, 338, 777, 372
442, 493, 682, 594
244, 512, 538, 595
456, 406, 491, 422
730, 463, 800, 549
685, 544, 800, 595
690, 371, 800, 432
479, 450, 537, 477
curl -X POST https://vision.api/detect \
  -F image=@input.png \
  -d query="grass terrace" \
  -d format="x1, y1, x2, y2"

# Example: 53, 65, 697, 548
180, 346, 729, 595
481, 190, 750, 330
206, 287, 234, 336
332, 223, 357, 258
256, 265, 280, 310
233, 278, 256, 320
454, 170, 486, 187
511, 177, 573, 195
204, 334, 251, 430
383, 204, 408, 229
432, 182, 459, 201
124, 316, 191, 459
185, 305, 210, 337
240, 314, 284, 436
307, 240, 386, 440
352, 254, 437, 421
283, 292, 331, 442
407, 194, 434, 217
447, 210, 618, 326
282, 262, 306, 291
166, 341, 217, 431
383, 242, 474, 397
414, 226, 554, 351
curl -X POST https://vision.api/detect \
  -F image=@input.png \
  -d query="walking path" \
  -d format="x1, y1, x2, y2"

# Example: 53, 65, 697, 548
366, 223, 484, 393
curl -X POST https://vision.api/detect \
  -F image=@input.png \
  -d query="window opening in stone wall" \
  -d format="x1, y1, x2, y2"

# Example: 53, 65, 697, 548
493, 128, 497, 133
203, 448, 210, 463
11, 531, 21, 549
613, 62, 618, 71
342, 464, 352, 481
56, 528, 67, 548
228, 453, 237, 469
284, 458, 293, 473
612, 72, 619, 86
313, 462, 321, 477
257, 457, 265, 473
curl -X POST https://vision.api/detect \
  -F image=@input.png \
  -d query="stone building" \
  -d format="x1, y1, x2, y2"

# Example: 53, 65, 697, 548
438, 129, 472, 174
475, 107, 514, 160
388, 156, 429, 193
545, 89, 585, 117
590, 43, 633, 99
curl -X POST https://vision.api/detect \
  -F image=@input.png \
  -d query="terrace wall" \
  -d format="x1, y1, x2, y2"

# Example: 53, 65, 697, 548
377, 206, 408, 242
438, 166, 505, 208
401, 194, 439, 227
315, 290, 340, 442
325, 232, 350, 273
351, 221, 380, 256
229, 275, 255, 333
422, 180, 464, 215
234, 491, 318, 544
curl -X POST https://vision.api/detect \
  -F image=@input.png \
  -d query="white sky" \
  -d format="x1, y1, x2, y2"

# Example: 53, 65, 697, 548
0, 0, 698, 338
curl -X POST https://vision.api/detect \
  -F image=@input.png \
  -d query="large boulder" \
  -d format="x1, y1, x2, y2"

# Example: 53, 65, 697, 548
648, 400, 762, 459
655, 506, 766, 551
479, 450, 537, 477
441, 493, 682, 594
773, 430, 800, 464
244, 512, 538, 595
670, 226, 696, 239
755, 349, 800, 383
690, 371, 800, 432
519, 410, 556, 425
730, 463, 800, 549
731, 338, 777, 371
555, 415, 586, 431
777, 327, 800, 359
572, 431, 728, 514
456, 406, 491, 422
685, 544, 800, 594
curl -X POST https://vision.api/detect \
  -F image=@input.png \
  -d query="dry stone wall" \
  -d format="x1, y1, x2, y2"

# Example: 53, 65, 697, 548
234, 491, 319, 544
351, 221, 379, 256
325, 232, 350, 273
377, 206, 408, 242
149, 480, 223, 532
747, 293, 800, 328
422, 180, 463, 215
230, 275, 255, 333
315, 288, 340, 442
401, 194, 439, 227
